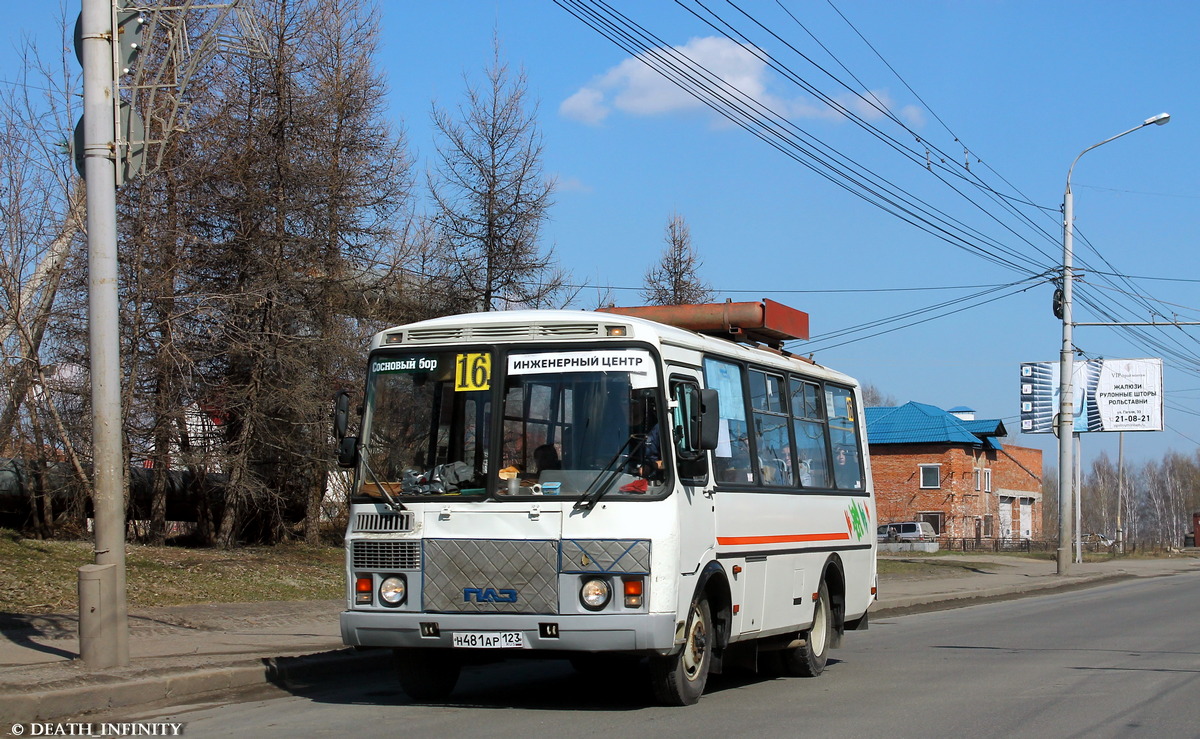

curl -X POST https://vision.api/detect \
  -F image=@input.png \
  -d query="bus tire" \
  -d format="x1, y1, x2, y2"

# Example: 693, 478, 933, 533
780, 581, 831, 677
650, 596, 712, 706
393, 648, 460, 702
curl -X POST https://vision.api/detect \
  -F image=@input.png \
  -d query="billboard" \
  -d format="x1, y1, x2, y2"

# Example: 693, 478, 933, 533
1020, 358, 1163, 434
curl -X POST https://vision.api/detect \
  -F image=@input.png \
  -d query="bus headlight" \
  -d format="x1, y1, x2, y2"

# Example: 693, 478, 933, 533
379, 575, 407, 607
580, 578, 611, 611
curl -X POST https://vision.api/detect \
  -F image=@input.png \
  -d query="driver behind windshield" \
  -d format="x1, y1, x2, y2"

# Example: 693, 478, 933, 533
627, 395, 662, 479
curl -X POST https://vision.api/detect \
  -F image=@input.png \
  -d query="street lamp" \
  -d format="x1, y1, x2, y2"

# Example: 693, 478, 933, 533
1057, 112, 1170, 575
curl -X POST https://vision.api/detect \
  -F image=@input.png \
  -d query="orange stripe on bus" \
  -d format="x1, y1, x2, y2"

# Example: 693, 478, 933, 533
716, 532, 850, 546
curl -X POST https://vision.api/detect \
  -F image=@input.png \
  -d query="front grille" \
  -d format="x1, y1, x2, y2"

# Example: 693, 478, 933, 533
354, 511, 413, 533
423, 539, 558, 614
352, 540, 421, 570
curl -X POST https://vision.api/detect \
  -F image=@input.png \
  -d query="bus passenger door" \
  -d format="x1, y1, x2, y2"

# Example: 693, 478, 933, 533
669, 370, 717, 575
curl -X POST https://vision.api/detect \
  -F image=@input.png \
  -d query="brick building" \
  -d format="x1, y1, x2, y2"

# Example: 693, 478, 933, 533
866, 402, 1043, 541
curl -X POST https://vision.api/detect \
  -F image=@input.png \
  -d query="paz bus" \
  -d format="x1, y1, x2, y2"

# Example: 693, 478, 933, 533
334, 300, 876, 705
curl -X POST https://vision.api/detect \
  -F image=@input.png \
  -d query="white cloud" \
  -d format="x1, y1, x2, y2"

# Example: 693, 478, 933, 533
899, 104, 926, 128
555, 175, 593, 194
560, 36, 925, 131
562, 36, 769, 124
559, 88, 609, 125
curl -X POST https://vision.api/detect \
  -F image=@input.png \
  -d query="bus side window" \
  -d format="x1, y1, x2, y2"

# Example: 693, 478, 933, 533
671, 379, 709, 483
702, 357, 750, 483
827, 385, 863, 490
791, 378, 830, 488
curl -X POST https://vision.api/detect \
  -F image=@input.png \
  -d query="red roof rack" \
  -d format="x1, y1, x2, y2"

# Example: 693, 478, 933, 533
597, 299, 809, 349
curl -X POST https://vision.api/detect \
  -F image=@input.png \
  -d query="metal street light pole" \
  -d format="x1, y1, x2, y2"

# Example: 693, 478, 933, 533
1057, 112, 1170, 576
80, 0, 129, 665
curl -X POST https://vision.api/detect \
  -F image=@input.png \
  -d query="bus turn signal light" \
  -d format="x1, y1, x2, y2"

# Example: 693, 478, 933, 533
355, 576, 372, 605
623, 576, 644, 608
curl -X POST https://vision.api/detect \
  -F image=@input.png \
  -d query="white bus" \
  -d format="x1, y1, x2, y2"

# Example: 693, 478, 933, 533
335, 301, 876, 705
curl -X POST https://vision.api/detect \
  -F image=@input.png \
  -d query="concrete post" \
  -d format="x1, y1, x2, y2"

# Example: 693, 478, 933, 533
78, 563, 118, 667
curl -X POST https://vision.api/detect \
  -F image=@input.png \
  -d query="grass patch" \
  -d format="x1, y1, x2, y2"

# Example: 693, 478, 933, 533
0, 529, 343, 613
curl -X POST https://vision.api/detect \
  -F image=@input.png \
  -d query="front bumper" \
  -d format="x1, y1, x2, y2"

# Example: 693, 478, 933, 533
341, 610, 678, 653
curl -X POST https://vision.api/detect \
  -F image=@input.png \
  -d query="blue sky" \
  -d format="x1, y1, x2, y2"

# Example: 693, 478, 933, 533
6, 1, 1199, 471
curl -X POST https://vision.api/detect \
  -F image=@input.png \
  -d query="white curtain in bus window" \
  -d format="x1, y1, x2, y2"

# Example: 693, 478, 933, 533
749, 370, 792, 486
791, 379, 830, 488
826, 386, 862, 490
703, 358, 751, 482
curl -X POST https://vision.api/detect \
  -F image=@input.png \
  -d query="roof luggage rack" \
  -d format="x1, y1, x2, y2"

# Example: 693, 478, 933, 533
598, 299, 809, 350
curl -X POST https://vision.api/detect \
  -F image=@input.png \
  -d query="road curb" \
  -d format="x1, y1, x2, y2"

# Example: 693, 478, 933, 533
873, 572, 1131, 618
0, 648, 392, 723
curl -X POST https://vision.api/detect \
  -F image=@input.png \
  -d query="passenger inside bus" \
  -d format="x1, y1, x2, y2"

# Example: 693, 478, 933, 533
533, 444, 561, 474
834, 446, 861, 489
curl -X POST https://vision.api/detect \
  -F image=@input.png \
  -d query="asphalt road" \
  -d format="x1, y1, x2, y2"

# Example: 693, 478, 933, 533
114, 572, 1200, 738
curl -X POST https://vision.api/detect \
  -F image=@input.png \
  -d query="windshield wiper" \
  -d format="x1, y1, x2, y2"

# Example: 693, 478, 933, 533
573, 435, 643, 511
357, 440, 406, 512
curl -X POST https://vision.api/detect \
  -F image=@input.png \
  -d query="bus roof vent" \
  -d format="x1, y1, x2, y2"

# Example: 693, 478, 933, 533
598, 299, 809, 349
536, 322, 605, 338
404, 326, 464, 343
402, 322, 604, 344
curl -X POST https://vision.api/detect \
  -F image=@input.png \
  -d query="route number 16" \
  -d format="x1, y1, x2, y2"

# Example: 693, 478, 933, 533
455, 353, 491, 391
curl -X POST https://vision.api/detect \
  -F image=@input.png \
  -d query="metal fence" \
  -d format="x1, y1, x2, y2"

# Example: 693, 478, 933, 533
934, 538, 1174, 554
937, 538, 1050, 553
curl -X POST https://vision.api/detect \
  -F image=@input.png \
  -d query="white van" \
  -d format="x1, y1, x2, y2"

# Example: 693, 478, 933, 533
877, 521, 937, 542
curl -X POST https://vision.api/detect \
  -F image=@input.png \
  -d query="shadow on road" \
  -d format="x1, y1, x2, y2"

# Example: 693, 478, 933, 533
264, 651, 839, 711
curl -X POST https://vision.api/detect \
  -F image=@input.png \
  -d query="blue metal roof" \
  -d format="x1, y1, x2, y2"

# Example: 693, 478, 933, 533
865, 401, 1005, 448
960, 418, 1007, 438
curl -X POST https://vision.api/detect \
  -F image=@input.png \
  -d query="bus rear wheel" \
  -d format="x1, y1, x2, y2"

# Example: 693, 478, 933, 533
393, 648, 461, 702
650, 596, 712, 706
780, 581, 830, 677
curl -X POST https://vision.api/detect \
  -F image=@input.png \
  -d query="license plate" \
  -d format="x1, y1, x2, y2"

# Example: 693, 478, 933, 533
452, 631, 524, 649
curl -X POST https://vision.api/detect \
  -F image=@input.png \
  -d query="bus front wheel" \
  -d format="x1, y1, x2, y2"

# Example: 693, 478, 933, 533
650, 596, 712, 706
780, 581, 830, 677
393, 648, 461, 702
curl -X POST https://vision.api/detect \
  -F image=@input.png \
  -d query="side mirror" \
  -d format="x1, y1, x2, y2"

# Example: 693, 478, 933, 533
338, 436, 358, 468
333, 390, 351, 439
699, 388, 720, 451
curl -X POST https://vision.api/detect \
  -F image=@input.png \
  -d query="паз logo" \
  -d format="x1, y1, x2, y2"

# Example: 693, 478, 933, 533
463, 587, 518, 603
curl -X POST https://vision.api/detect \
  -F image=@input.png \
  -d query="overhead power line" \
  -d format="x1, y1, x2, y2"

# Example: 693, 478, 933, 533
552, 0, 1200, 382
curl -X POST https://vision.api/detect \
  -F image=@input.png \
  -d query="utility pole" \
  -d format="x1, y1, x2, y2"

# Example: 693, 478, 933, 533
78, 0, 130, 667
1056, 112, 1169, 576
1117, 432, 1125, 554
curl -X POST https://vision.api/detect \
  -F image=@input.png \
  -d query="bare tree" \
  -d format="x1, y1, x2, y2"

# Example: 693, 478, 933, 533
428, 39, 566, 312
1080, 452, 1118, 538
0, 28, 92, 536
860, 384, 899, 408
1075, 449, 1200, 549
105, 0, 414, 546
200, 0, 412, 546
641, 212, 716, 305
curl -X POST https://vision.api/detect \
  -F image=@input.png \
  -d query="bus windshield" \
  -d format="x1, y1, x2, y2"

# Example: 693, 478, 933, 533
355, 347, 667, 501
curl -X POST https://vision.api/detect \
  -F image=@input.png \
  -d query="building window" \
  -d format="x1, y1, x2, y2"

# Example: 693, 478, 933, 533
974, 468, 981, 491
919, 511, 944, 535
983, 468, 992, 493
919, 464, 941, 489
